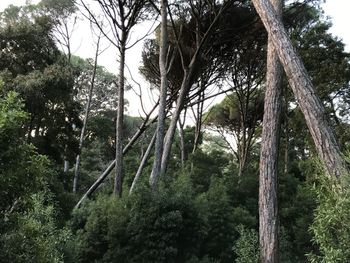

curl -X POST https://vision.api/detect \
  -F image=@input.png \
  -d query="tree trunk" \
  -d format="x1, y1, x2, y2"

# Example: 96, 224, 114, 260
258, 0, 282, 262
150, 0, 168, 189
73, 36, 100, 193
64, 160, 69, 173
283, 94, 289, 175
157, 3, 228, 180
192, 89, 204, 154
75, 104, 158, 209
114, 38, 126, 197
130, 132, 157, 194
252, 0, 348, 178
178, 109, 186, 167
160, 70, 192, 176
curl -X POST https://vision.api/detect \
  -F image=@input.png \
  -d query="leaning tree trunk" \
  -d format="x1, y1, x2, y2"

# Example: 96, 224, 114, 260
157, 3, 229, 180
150, 0, 168, 189
73, 36, 100, 193
114, 37, 126, 197
252, 0, 348, 178
130, 132, 157, 194
160, 70, 192, 176
259, 0, 283, 262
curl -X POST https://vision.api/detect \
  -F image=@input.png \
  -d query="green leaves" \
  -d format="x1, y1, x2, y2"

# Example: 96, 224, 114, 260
233, 225, 259, 263
307, 162, 350, 262
1, 193, 72, 263
0, 91, 27, 132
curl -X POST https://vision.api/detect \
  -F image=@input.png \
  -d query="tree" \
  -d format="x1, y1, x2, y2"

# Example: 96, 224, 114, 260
39, 0, 78, 63
150, 1, 258, 186
0, 90, 44, 212
149, 0, 169, 188
0, 4, 81, 165
205, 91, 264, 178
73, 33, 102, 193
258, 0, 283, 261
251, 0, 348, 178
275, 3, 350, 176
80, 0, 149, 197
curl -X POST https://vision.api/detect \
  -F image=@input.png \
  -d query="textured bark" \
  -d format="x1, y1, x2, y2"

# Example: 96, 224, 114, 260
259, 0, 282, 261
114, 35, 126, 197
73, 36, 100, 193
252, 0, 348, 178
149, 0, 168, 189
130, 132, 156, 194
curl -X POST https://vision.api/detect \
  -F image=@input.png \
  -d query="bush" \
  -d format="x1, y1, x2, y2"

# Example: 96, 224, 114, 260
233, 225, 259, 263
307, 168, 350, 263
1, 193, 71, 263
71, 175, 207, 262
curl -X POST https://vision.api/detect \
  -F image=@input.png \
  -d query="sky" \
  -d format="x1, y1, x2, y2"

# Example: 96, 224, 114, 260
1, 0, 350, 116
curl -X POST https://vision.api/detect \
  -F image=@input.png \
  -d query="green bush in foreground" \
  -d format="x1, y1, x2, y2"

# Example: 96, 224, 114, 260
308, 160, 350, 263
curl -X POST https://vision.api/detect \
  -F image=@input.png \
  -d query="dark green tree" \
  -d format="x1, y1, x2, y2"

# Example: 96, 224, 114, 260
0, 4, 81, 165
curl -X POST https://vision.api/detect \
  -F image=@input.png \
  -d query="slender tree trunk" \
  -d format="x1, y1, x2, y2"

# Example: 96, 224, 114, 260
192, 89, 204, 154
158, 3, 228, 179
252, 0, 348, 178
160, 70, 192, 176
150, 0, 168, 189
75, 104, 158, 208
75, 123, 145, 208
238, 151, 247, 179
283, 94, 289, 175
259, 0, 283, 262
73, 37, 100, 193
64, 160, 69, 173
130, 132, 157, 194
114, 37, 126, 197
178, 108, 187, 167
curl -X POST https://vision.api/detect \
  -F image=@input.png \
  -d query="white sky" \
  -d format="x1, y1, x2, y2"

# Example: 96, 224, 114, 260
1, 0, 350, 117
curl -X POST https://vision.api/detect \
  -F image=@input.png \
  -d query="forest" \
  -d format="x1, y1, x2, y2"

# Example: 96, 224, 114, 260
1, 0, 350, 262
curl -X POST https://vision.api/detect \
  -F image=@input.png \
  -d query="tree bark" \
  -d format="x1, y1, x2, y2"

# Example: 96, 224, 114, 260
75, 120, 147, 208
150, 0, 168, 189
75, 103, 158, 208
258, 0, 282, 261
73, 36, 100, 193
283, 94, 289, 175
252, 0, 348, 178
160, 70, 192, 176
178, 108, 187, 167
64, 160, 69, 173
114, 35, 126, 197
130, 132, 157, 194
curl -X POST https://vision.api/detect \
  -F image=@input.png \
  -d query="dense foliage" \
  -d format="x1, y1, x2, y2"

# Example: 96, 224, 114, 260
1, 0, 350, 262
